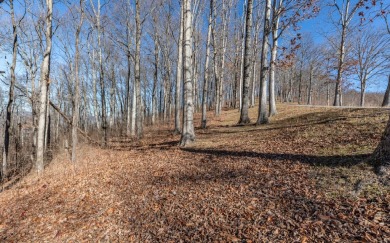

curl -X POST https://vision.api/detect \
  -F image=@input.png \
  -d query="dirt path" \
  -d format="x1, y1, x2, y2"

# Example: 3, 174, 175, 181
0, 105, 389, 242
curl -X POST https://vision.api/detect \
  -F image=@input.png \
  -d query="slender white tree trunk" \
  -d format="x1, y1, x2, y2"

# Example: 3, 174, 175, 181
179, 0, 195, 146
135, 0, 142, 138
257, 0, 271, 125
36, 0, 53, 174
201, 0, 213, 129
239, 0, 247, 111
175, 5, 184, 133
72, 0, 84, 164
268, 6, 280, 116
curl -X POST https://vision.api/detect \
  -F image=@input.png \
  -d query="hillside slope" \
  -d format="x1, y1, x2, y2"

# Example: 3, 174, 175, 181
0, 104, 389, 242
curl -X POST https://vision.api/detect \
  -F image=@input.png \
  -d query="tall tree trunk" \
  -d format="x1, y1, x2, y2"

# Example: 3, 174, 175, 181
91, 50, 100, 130
36, 0, 53, 174
334, 24, 346, 107
212, 15, 220, 117
109, 68, 116, 128
327, 82, 330, 106
174, 3, 184, 134
201, 0, 213, 129
216, 0, 229, 116
2, 0, 17, 180
250, 25, 259, 108
239, 1, 247, 111
179, 0, 195, 146
257, 0, 271, 125
298, 67, 302, 104
233, 26, 240, 109
135, 0, 143, 138
268, 0, 280, 116
307, 66, 313, 105
131, 73, 136, 135
97, 1, 107, 147
152, 18, 159, 126
238, 0, 253, 124
72, 0, 84, 164
126, 55, 132, 135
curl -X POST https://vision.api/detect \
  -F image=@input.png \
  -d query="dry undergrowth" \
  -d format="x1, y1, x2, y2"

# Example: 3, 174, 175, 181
0, 104, 389, 242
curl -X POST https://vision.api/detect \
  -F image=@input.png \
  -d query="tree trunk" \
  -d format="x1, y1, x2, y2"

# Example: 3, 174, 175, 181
360, 80, 366, 107
238, 0, 253, 125
334, 25, 346, 107
72, 0, 84, 164
201, 0, 213, 129
382, 75, 390, 107
2, 0, 17, 180
152, 18, 159, 126
135, 0, 143, 139
268, 0, 280, 116
239, 1, 247, 111
216, 0, 229, 116
92, 50, 100, 130
179, 0, 195, 146
174, 4, 184, 133
126, 55, 132, 136
298, 67, 302, 104
109, 68, 116, 128
372, 116, 390, 177
307, 66, 313, 105
257, 0, 271, 125
36, 0, 53, 174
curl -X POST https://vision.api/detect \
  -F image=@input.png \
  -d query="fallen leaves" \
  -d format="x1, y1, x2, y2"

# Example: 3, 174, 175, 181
0, 105, 389, 242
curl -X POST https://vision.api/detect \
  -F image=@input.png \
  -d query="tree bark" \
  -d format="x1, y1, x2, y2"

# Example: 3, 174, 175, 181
179, 0, 195, 146
334, 24, 346, 107
174, 4, 184, 133
238, 0, 253, 125
307, 66, 313, 105
372, 116, 390, 177
239, 1, 247, 111
382, 75, 390, 107
72, 0, 84, 164
135, 0, 143, 139
268, 0, 281, 116
201, 0, 213, 129
152, 17, 159, 126
257, 0, 271, 125
2, 0, 18, 180
36, 0, 53, 174
360, 80, 366, 107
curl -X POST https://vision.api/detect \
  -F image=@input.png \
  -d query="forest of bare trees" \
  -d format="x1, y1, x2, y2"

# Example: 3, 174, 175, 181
0, 0, 389, 181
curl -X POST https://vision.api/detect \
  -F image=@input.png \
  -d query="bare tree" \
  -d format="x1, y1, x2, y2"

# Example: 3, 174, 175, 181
72, 0, 85, 163
174, 2, 183, 134
257, 0, 271, 125
36, 0, 53, 174
201, 0, 213, 129
331, 0, 363, 106
2, 0, 20, 180
134, 0, 142, 138
238, 0, 253, 125
179, 0, 195, 146
352, 29, 389, 107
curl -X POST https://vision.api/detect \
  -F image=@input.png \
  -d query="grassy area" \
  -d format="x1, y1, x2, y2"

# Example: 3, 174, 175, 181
0, 104, 389, 242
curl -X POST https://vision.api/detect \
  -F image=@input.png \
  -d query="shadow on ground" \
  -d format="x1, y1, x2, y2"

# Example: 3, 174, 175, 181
181, 147, 370, 168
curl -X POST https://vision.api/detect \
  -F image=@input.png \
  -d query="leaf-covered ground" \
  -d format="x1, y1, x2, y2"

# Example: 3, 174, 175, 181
0, 104, 389, 242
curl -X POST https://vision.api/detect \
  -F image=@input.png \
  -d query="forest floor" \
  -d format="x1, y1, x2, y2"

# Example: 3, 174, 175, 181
0, 104, 389, 242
